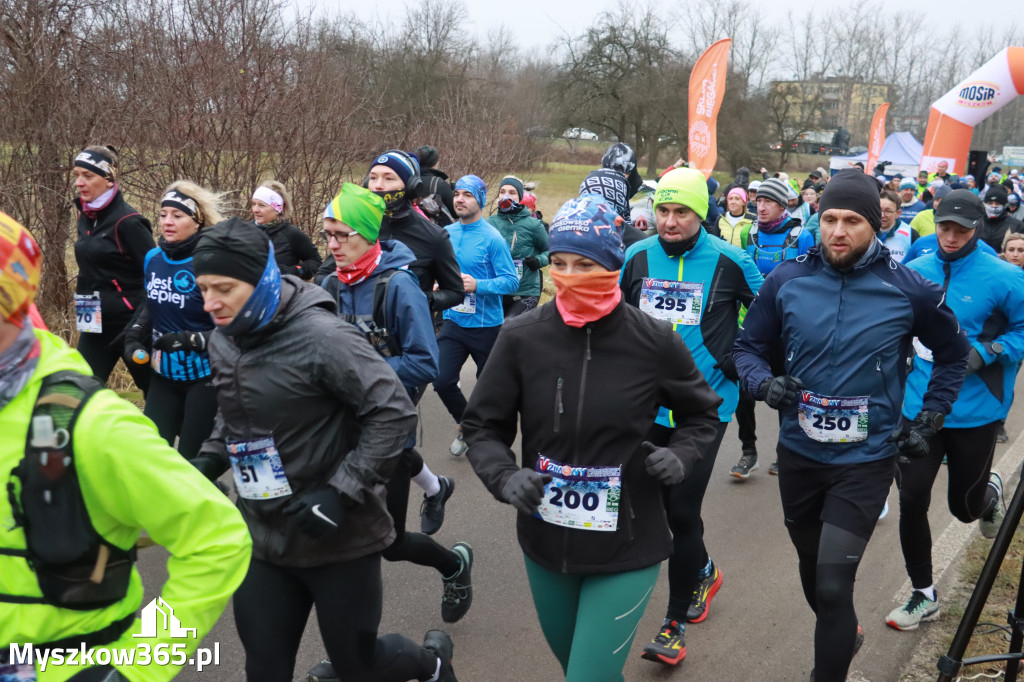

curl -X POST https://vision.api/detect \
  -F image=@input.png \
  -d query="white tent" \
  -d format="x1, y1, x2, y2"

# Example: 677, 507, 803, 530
829, 131, 923, 178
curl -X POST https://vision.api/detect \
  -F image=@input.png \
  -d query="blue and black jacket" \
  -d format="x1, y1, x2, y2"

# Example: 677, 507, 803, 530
134, 236, 213, 381
904, 247, 1024, 427
321, 240, 439, 396
734, 243, 969, 464
621, 229, 764, 424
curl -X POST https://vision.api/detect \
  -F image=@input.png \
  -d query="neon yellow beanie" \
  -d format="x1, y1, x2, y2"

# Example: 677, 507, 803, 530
653, 168, 709, 220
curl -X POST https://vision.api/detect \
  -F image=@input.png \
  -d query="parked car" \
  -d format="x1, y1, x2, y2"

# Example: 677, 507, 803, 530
562, 127, 599, 142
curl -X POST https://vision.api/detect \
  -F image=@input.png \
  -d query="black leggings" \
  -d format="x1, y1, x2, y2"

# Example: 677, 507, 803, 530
77, 325, 150, 393
787, 523, 867, 682
234, 554, 438, 682
895, 421, 1000, 588
143, 373, 218, 459
381, 449, 460, 576
652, 421, 728, 621
735, 391, 757, 453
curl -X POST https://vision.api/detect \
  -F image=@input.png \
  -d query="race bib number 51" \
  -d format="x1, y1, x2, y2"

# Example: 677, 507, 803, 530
535, 455, 620, 531
227, 436, 293, 499
798, 391, 869, 443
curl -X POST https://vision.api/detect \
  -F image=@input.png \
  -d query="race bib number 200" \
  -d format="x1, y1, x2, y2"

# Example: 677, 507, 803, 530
534, 455, 621, 531
639, 279, 703, 326
798, 391, 869, 444
227, 436, 293, 499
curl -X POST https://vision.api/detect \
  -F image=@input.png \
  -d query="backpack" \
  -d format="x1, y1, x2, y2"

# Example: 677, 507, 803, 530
418, 175, 455, 227
5, 371, 135, 609
323, 269, 404, 358
746, 224, 805, 270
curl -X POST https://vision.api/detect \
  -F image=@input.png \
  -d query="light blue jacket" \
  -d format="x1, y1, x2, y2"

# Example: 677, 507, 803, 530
443, 218, 519, 328
903, 247, 1024, 426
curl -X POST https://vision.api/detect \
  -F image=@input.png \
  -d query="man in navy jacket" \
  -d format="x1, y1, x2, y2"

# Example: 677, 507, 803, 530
734, 169, 968, 682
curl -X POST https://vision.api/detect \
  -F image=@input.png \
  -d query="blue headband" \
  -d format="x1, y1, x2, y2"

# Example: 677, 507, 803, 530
224, 242, 281, 336
455, 175, 487, 210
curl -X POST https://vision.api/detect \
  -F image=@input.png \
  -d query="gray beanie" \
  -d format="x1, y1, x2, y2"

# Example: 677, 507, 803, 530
757, 178, 790, 207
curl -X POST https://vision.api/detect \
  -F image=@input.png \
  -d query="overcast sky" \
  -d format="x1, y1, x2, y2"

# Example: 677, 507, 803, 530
328, 0, 1013, 55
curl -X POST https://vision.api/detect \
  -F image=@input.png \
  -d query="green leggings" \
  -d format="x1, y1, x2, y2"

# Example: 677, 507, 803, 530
523, 554, 660, 682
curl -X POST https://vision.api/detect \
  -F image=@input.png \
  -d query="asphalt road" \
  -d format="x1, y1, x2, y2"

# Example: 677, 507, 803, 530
138, 362, 1024, 682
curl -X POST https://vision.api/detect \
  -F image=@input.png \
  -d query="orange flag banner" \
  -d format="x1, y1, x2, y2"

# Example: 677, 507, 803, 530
688, 38, 732, 179
865, 102, 890, 175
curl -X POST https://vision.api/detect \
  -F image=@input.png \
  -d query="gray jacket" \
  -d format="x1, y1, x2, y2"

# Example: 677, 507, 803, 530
198, 277, 417, 567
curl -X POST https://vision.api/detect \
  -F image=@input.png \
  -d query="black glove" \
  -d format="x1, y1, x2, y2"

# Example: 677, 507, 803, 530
154, 331, 206, 353
282, 486, 347, 539
641, 441, 686, 485
886, 410, 944, 462
191, 454, 226, 481
713, 354, 739, 381
503, 468, 552, 515
757, 375, 805, 409
123, 338, 149, 365
523, 256, 541, 271
967, 347, 986, 374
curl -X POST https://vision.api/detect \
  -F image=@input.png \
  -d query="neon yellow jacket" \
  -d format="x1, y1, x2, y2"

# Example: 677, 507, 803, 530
911, 208, 936, 237
0, 329, 252, 681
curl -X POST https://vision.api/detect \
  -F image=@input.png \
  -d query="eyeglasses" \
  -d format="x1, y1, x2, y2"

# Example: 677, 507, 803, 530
320, 229, 360, 243
881, 208, 899, 216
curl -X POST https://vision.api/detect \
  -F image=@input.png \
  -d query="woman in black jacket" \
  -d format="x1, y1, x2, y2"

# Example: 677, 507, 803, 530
462, 194, 721, 682
251, 180, 322, 280
72, 145, 154, 392
189, 218, 457, 682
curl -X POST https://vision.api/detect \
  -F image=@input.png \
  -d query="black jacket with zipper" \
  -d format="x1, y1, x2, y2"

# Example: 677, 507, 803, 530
259, 219, 323, 280
462, 300, 722, 575
73, 191, 154, 327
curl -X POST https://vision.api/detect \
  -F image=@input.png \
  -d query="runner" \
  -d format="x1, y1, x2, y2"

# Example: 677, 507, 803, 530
123, 181, 226, 459
734, 169, 968, 682
717, 187, 755, 247
306, 184, 471, 682
250, 180, 322, 280
0, 211, 251, 682
888, 189, 1024, 631
487, 176, 549, 319
72, 145, 154, 393
878, 189, 919, 263
620, 168, 763, 666
735, 176, 815, 477
463, 194, 721, 682
433, 175, 518, 456
315, 150, 463, 318
188, 218, 457, 682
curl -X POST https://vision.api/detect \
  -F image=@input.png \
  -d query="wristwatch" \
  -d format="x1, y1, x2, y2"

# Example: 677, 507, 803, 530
986, 341, 1004, 356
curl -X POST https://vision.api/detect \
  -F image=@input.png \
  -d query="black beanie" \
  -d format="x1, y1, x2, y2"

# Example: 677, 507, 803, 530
413, 145, 439, 169
817, 169, 883, 232
986, 184, 1009, 205
193, 217, 270, 286
499, 176, 525, 201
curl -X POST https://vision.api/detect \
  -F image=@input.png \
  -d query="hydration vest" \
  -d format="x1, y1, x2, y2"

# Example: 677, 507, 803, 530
746, 224, 805, 275
4, 371, 134, 610
323, 269, 404, 358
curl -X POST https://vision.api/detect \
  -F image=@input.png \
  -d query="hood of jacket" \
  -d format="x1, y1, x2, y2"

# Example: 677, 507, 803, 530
377, 239, 416, 272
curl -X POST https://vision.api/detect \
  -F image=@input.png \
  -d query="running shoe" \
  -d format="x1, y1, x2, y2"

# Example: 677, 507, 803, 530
641, 619, 686, 665
306, 661, 338, 682
423, 629, 458, 682
809, 626, 863, 682
768, 460, 779, 476
997, 427, 1009, 443
979, 472, 1005, 539
441, 542, 473, 623
449, 428, 467, 457
686, 563, 723, 623
420, 476, 455, 535
886, 590, 939, 631
730, 453, 759, 480
878, 500, 889, 520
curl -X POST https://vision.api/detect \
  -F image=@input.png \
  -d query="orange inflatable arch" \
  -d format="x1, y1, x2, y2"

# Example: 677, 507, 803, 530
922, 47, 1024, 174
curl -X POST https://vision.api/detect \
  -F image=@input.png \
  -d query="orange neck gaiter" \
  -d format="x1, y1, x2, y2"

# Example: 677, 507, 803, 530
550, 269, 622, 328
